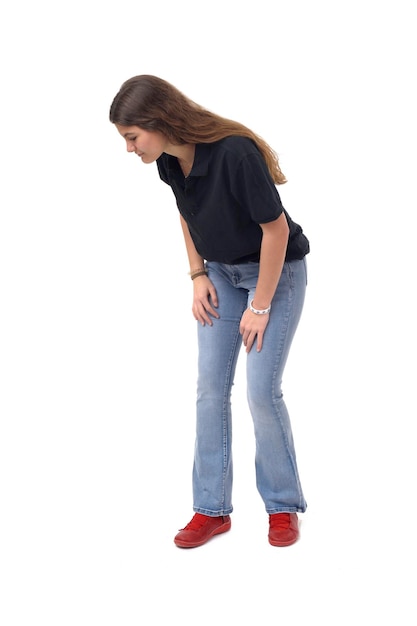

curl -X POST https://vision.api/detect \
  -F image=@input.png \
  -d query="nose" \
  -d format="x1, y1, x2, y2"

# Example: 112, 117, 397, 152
126, 141, 135, 153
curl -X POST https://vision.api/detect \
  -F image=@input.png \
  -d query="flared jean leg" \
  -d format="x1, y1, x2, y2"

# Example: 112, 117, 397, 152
246, 259, 307, 513
192, 266, 247, 516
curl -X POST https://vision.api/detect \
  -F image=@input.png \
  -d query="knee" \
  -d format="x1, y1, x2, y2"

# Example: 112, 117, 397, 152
247, 380, 283, 413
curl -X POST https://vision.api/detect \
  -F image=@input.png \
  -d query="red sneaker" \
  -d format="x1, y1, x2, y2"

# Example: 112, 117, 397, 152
268, 513, 299, 546
174, 513, 231, 548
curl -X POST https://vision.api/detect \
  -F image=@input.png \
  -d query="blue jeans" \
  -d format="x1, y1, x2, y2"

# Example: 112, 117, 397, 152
193, 259, 307, 516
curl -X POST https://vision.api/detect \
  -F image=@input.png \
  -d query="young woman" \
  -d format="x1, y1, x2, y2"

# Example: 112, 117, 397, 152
110, 75, 309, 548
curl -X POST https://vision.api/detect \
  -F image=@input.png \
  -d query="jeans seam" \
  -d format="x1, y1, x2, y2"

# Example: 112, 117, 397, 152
220, 320, 242, 511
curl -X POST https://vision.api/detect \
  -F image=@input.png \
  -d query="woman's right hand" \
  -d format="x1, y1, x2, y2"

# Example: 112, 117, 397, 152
192, 275, 220, 326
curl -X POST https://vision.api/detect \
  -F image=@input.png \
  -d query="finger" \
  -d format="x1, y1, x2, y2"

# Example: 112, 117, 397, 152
256, 333, 263, 352
241, 330, 251, 346
242, 330, 254, 352
245, 334, 255, 353
196, 307, 214, 327
195, 313, 207, 326
205, 304, 220, 319
209, 288, 219, 308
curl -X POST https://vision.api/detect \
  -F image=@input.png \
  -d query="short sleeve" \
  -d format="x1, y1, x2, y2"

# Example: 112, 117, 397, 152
230, 151, 284, 224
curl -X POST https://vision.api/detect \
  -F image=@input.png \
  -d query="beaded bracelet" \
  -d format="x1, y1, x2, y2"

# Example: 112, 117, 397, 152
249, 299, 271, 315
191, 270, 208, 280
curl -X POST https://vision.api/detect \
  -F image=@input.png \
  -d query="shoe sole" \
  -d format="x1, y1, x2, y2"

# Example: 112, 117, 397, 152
268, 534, 299, 547
174, 521, 231, 548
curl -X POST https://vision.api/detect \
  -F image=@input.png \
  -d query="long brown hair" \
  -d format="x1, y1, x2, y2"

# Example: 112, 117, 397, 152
109, 75, 287, 185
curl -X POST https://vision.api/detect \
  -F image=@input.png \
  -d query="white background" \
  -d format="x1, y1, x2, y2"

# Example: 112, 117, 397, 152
1, 1, 416, 624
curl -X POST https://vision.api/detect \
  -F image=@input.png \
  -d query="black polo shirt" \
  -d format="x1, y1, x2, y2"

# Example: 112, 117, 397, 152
156, 136, 309, 264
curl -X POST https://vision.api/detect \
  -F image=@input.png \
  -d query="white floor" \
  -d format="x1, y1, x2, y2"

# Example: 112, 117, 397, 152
2, 368, 415, 625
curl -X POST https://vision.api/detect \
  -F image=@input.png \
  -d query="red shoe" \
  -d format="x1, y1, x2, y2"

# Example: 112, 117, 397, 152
268, 513, 299, 546
174, 513, 231, 548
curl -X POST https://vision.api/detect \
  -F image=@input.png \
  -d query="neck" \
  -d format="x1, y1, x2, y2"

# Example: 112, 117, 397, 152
166, 143, 195, 176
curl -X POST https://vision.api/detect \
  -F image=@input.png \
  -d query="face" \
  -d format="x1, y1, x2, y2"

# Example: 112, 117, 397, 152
115, 124, 168, 164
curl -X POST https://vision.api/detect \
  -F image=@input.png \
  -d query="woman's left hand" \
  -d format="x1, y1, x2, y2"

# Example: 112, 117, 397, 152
239, 308, 270, 353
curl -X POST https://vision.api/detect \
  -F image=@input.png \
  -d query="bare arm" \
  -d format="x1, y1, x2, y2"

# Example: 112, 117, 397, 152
179, 215, 220, 325
240, 212, 290, 352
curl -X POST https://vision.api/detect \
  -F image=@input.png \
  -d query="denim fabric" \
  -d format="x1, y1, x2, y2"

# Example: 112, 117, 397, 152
193, 259, 307, 516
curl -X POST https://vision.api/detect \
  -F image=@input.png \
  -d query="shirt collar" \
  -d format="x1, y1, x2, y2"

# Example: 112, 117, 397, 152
163, 143, 211, 178
189, 143, 210, 177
